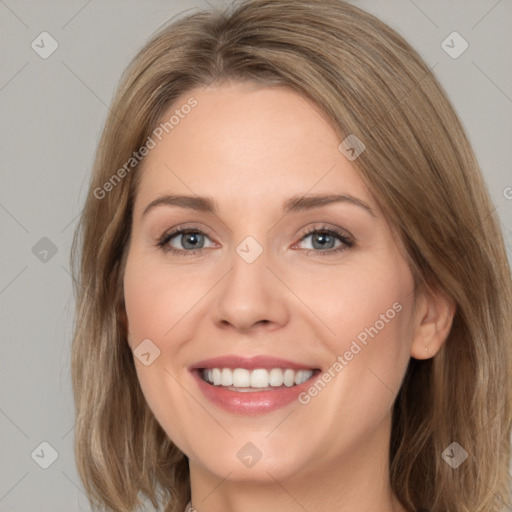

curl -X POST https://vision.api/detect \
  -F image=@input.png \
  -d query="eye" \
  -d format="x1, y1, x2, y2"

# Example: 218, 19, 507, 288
294, 225, 354, 256
157, 228, 215, 256
156, 223, 354, 257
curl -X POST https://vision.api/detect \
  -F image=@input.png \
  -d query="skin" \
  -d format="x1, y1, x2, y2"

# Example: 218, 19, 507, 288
122, 80, 454, 512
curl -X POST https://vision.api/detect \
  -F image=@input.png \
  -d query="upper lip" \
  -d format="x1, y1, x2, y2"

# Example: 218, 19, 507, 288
190, 355, 319, 371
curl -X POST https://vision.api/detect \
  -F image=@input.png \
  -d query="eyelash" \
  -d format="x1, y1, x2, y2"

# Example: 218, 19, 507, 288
156, 224, 354, 257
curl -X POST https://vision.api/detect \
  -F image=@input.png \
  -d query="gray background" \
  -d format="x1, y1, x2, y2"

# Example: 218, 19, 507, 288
0, 0, 511, 511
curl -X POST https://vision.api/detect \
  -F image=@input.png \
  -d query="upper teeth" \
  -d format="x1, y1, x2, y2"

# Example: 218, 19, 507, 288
202, 368, 314, 388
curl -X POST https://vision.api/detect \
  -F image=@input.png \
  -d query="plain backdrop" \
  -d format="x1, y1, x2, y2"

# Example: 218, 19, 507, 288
0, 0, 511, 510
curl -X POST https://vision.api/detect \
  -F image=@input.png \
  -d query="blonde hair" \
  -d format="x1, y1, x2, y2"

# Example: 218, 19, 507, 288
70, 1, 512, 511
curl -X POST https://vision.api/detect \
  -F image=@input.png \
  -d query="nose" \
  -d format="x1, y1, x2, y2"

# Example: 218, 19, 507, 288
210, 240, 290, 333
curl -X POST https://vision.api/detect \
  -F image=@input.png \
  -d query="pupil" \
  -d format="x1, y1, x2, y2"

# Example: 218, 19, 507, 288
313, 233, 333, 250
183, 233, 203, 249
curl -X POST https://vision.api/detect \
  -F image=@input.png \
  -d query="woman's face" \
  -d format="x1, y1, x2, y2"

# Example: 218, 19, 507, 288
123, 81, 420, 484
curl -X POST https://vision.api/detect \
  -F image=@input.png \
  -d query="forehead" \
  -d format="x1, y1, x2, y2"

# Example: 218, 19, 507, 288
133, 81, 372, 214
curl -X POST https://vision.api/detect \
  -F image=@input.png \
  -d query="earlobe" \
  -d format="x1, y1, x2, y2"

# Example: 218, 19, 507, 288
410, 287, 456, 360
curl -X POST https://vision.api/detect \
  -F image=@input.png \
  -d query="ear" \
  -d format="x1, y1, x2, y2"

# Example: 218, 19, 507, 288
410, 286, 456, 360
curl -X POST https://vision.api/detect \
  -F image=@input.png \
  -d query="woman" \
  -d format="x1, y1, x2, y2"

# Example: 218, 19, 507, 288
70, 1, 512, 511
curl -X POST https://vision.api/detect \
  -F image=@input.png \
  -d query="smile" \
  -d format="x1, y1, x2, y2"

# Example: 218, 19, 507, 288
189, 355, 321, 414
200, 367, 315, 391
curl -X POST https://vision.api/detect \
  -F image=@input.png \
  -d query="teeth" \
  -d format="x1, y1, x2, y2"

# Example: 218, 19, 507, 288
284, 369, 295, 387
269, 368, 284, 386
251, 369, 269, 388
212, 368, 221, 386
221, 368, 232, 386
201, 368, 314, 388
233, 368, 251, 387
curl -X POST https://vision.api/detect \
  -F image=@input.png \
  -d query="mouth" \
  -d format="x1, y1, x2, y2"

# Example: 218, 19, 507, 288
189, 355, 322, 414
197, 367, 318, 392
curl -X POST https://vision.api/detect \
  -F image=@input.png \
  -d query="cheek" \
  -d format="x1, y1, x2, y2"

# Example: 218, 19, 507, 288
319, 254, 414, 378
297, 262, 414, 440
123, 254, 204, 348
122, 253, 201, 450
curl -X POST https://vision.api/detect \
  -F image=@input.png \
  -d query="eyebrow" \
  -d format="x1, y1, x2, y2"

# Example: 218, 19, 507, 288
142, 193, 376, 218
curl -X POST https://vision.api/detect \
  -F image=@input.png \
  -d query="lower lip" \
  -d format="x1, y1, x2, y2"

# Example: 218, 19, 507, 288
191, 370, 319, 415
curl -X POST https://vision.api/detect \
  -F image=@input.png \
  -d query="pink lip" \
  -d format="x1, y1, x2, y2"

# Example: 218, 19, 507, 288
191, 370, 320, 415
189, 355, 321, 415
190, 354, 318, 370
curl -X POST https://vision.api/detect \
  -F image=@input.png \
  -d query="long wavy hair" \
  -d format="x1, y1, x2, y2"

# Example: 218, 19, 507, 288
70, 1, 512, 511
